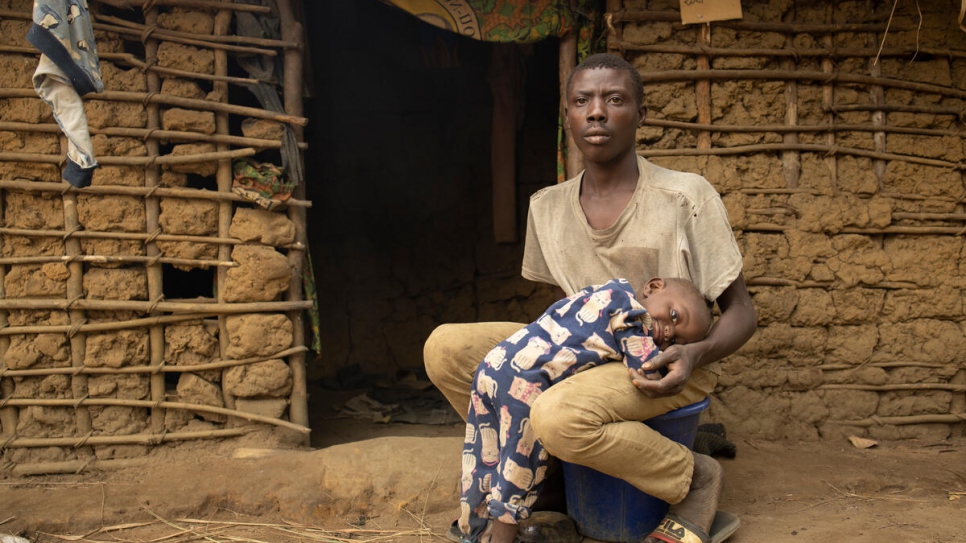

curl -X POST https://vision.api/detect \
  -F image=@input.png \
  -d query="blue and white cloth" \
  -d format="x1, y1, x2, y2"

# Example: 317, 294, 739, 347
459, 278, 660, 542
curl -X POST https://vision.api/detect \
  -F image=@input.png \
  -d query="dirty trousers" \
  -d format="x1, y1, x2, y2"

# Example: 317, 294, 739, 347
425, 321, 717, 505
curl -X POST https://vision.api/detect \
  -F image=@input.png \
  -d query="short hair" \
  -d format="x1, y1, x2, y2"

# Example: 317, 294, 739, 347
566, 53, 645, 106
664, 278, 715, 324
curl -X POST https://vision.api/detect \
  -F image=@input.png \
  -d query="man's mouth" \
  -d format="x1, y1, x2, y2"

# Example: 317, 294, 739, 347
583, 129, 610, 144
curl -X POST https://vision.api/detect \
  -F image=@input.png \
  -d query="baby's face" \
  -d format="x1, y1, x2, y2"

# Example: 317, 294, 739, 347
640, 284, 711, 349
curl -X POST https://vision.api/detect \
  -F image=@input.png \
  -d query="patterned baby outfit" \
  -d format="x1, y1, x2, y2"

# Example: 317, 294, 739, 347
459, 278, 659, 543
27, 0, 104, 188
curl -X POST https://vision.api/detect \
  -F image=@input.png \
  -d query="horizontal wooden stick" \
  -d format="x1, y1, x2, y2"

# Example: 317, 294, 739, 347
611, 41, 966, 60
2, 428, 248, 449
637, 69, 966, 100
152, 0, 272, 12
825, 413, 966, 427
819, 383, 966, 392
0, 147, 256, 166
0, 298, 313, 313
11, 457, 149, 476
828, 104, 965, 118
893, 212, 966, 221
746, 277, 920, 289
0, 346, 307, 377
0, 46, 262, 85
0, 179, 312, 208
0, 226, 305, 250
640, 143, 962, 170
0, 312, 217, 336
645, 118, 962, 138
818, 362, 948, 370
611, 9, 906, 33
742, 224, 966, 235
0, 121, 304, 150
0, 89, 308, 127
0, 254, 235, 267
97, 14, 296, 49
0, 398, 310, 434
95, 20, 279, 56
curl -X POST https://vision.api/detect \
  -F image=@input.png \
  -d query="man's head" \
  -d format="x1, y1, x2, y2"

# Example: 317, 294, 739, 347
637, 277, 712, 349
566, 53, 645, 108
564, 53, 647, 166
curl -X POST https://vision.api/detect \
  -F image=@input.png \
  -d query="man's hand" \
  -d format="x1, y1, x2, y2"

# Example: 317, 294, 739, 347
631, 344, 698, 397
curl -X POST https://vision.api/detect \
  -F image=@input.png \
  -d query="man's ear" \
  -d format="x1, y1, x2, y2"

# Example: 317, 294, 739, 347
638, 105, 648, 127
639, 277, 664, 298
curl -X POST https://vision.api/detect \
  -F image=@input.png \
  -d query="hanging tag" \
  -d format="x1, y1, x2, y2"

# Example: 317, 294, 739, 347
680, 0, 743, 25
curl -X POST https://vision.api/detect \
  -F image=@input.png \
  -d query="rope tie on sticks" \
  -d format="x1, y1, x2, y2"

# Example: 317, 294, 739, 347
73, 430, 94, 449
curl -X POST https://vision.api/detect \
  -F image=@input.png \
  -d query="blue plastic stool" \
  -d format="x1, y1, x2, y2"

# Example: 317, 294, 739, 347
560, 397, 711, 543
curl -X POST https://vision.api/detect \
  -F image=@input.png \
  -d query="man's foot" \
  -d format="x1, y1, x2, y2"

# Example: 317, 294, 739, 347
643, 452, 723, 543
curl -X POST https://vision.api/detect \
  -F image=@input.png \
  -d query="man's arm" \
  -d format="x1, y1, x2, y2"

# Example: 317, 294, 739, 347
630, 273, 757, 397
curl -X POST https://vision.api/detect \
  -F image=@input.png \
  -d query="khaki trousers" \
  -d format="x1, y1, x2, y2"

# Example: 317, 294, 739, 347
424, 322, 717, 504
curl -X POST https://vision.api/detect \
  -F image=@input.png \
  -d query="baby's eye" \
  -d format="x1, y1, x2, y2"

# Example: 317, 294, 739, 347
670, 310, 679, 323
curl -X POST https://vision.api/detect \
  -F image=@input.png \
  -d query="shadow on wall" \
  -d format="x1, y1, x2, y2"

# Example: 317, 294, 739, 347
301, 0, 561, 385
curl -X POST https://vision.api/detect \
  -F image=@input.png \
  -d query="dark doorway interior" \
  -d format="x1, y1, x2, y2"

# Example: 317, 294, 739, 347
301, 1, 560, 391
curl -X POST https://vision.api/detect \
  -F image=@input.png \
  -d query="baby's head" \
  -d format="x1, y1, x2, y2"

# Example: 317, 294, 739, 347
637, 277, 712, 349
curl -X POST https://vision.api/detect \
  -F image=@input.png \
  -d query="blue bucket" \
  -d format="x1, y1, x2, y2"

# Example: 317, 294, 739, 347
560, 397, 711, 542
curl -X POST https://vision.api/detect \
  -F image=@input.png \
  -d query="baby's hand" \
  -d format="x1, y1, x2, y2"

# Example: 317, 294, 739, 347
628, 368, 663, 390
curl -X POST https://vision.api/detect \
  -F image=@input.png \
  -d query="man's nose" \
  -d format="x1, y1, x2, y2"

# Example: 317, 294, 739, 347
587, 98, 606, 121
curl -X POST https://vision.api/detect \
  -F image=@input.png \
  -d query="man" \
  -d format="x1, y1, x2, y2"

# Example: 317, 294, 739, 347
425, 53, 757, 543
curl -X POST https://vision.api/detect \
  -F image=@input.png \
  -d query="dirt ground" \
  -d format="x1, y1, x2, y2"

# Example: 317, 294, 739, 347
1, 386, 964, 543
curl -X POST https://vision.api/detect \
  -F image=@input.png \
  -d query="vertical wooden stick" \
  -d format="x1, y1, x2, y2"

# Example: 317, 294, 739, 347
277, 0, 310, 436
868, 1, 887, 190
143, 3, 166, 433
61, 145, 93, 442
696, 23, 712, 150
781, 9, 799, 188
0, 189, 17, 440
605, 0, 623, 54
823, 5, 837, 193
559, 31, 581, 180
213, 7, 237, 424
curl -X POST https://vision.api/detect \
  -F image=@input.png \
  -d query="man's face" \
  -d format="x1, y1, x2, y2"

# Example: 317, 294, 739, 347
565, 67, 646, 166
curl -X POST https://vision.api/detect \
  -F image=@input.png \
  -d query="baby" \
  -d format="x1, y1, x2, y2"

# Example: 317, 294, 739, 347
458, 277, 712, 543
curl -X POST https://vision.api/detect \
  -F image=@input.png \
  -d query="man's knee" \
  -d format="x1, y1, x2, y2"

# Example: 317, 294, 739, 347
424, 324, 460, 384
531, 386, 596, 461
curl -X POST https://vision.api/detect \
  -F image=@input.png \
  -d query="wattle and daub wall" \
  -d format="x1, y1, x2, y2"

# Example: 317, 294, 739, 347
0, 0, 310, 475
611, 0, 966, 442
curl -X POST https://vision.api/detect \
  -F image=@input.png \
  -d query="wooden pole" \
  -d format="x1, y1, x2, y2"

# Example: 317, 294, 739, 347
696, 24, 712, 150
59, 139, 93, 450
0, 398, 311, 434
213, 6, 237, 428
0, 189, 16, 441
3, 428, 247, 449
781, 7, 800, 188
0, 89, 310, 125
559, 31, 581, 179
278, 0, 311, 437
144, 3, 166, 433
0, 298, 313, 312
1, 347, 308, 377
0, 180, 311, 208
0, 121, 301, 150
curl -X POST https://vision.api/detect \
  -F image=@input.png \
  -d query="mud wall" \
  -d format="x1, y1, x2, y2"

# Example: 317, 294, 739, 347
0, 0, 309, 474
612, 0, 966, 442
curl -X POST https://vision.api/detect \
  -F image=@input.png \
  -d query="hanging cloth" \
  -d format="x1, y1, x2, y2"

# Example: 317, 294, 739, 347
26, 0, 104, 188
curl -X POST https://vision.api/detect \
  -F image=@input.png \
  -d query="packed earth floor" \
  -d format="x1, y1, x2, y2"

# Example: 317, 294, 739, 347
0, 384, 964, 543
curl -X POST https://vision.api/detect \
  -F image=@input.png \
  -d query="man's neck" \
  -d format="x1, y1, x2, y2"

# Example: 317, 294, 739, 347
581, 152, 640, 197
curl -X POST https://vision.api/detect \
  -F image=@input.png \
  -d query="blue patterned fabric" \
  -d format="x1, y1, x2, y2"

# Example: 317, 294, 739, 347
459, 279, 660, 542
27, 0, 103, 188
